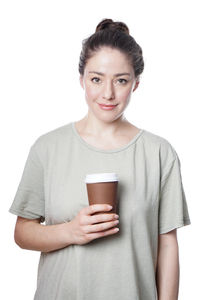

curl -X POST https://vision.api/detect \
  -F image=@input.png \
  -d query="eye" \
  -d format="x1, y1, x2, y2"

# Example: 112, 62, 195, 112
118, 78, 128, 84
91, 77, 128, 84
91, 77, 100, 83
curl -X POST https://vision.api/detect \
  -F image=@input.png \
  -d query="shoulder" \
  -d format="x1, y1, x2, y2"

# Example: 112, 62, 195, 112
141, 129, 179, 165
30, 122, 72, 154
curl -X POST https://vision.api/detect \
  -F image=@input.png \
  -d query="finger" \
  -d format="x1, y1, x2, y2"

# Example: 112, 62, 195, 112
85, 219, 119, 233
89, 213, 117, 225
87, 227, 119, 240
84, 204, 112, 216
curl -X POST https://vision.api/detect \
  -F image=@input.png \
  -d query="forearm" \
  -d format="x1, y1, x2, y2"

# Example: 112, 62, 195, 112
15, 221, 72, 253
156, 242, 180, 300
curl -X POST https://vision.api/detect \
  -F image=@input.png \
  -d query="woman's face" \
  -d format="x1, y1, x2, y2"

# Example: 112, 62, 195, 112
80, 46, 139, 123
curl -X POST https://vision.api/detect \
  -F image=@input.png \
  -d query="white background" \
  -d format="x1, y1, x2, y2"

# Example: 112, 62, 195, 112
1, 0, 199, 299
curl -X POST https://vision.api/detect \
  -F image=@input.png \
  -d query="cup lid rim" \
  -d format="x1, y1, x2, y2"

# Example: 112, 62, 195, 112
85, 172, 118, 183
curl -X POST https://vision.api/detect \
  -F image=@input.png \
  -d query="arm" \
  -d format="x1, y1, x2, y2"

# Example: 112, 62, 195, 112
156, 229, 179, 300
14, 216, 72, 253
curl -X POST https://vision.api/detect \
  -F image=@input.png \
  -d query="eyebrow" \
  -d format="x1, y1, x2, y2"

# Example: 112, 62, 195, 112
88, 71, 131, 77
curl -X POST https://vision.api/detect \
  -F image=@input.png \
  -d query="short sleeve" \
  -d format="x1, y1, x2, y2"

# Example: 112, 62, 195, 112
158, 151, 191, 234
9, 143, 45, 222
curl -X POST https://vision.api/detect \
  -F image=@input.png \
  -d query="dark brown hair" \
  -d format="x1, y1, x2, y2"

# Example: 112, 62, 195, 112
78, 18, 144, 80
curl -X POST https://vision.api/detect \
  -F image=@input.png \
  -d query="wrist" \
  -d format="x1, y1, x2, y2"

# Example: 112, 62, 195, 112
60, 221, 73, 247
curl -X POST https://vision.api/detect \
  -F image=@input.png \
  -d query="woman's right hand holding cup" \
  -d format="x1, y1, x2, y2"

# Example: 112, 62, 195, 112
68, 204, 119, 245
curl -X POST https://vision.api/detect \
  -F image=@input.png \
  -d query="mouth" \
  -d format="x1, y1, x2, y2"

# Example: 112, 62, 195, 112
98, 103, 118, 110
99, 104, 117, 107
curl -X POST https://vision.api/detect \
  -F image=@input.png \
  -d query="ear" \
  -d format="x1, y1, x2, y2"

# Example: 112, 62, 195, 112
132, 79, 140, 92
79, 75, 84, 89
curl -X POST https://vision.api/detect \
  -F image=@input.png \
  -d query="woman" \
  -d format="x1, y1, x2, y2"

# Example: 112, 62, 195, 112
9, 18, 191, 300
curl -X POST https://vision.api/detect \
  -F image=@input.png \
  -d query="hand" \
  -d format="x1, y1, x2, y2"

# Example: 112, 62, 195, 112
68, 204, 119, 245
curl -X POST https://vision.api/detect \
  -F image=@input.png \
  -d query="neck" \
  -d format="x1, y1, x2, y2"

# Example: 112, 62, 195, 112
80, 113, 129, 138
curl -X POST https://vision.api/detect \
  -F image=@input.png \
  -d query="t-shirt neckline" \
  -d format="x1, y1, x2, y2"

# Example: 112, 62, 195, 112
71, 121, 145, 154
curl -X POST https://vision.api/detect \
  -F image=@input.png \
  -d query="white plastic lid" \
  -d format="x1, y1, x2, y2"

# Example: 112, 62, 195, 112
85, 172, 118, 183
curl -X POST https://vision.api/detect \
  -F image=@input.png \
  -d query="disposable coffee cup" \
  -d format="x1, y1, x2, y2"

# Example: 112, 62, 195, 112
85, 172, 118, 215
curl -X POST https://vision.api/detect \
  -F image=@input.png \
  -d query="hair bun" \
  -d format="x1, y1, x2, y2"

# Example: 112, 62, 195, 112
95, 18, 129, 35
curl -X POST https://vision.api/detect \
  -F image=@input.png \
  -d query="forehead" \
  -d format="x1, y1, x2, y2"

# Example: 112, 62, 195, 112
85, 47, 132, 74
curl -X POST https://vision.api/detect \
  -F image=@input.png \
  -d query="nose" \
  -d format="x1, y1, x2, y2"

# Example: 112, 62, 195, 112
102, 81, 115, 100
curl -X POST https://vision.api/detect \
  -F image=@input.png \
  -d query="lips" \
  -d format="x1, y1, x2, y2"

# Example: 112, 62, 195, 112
98, 103, 117, 110
98, 104, 117, 107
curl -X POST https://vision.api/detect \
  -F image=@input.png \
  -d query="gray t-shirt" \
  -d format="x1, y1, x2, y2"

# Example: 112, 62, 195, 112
9, 121, 191, 300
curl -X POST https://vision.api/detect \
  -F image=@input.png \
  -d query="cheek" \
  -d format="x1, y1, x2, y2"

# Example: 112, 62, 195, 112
85, 85, 99, 100
117, 89, 132, 103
